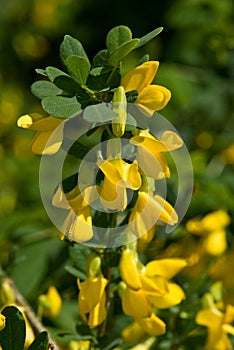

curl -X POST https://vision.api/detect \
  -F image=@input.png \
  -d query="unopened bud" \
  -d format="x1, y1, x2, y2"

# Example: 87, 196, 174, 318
112, 86, 127, 137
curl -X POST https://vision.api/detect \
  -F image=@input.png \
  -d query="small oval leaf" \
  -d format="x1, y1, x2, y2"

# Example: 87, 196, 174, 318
136, 27, 163, 48
83, 104, 118, 123
108, 39, 140, 67
0, 306, 26, 350
27, 331, 49, 350
106, 25, 132, 54
66, 55, 90, 85
42, 96, 81, 119
31, 81, 62, 99
60, 35, 89, 65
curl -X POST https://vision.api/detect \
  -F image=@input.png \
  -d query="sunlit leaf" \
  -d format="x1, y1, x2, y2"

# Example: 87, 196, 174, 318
106, 25, 132, 54
66, 55, 90, 85
60, 35, 89, 66
108, 39, 140, 67
31, 81, 62, 99
136, 27, 163, 48
83, 103, 118, 123
42, 95, 81, 118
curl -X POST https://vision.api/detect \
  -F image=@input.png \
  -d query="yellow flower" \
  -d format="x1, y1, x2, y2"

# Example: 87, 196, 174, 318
129, 191, 178, 237
130, 130, 183, 179
119, 248, 186, 334
98, 158, 142, 211
136, 312, 166, 336
78, 275, 108, 328
38, 286, 62, 318
69, 340, 94, 350
52, 184, 98, 242
186, 210, 231, 256
17, 113, 63, 154
121, 61, 171, 115
196, 304, 234, 350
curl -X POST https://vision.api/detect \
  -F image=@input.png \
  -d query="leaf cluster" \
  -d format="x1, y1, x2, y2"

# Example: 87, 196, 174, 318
31, 26, 163, 119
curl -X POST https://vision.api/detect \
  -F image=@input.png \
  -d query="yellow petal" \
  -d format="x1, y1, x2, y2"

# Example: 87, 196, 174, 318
130, 134, 169, 153
78, 276, 108, 312
150, 282, 185, 309
154, 195, 178, 225
63, 207, 93, 242
135, 147, 170, 179
137, 85, 171, 111
121, 321, 146, 343
140, 274, 168, 296
43, 286, 62, 318
119, 249, 142, 290
146, 258, 187, 279
122, 287, 151, 318
121, 61, 159, 93
31, 125, 63, 154
98, 158, 142, 189
160, 130, 183, 151
205, 229, 227, 256
196, 308, 223, 328
128, 192, 157, 237
202, 210, 231, 231
224, 305, 234, 325
136, 313, 166, 336
88, 290, 107, 328
99, 177, 128, 211
222, 324, 234, 336
17, 113, 42, 129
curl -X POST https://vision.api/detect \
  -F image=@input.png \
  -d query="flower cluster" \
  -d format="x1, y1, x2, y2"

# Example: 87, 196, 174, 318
16, 26, 194, 349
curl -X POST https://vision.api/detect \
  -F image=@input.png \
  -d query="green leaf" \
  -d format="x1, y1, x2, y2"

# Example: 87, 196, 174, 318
108, 39, 140, 67
45, 66, 68, 81
31, 81, 62, 99
136, 27, 163, 48
92, 49, 109, 67
0, 306, 26, 350
83, 104, 118, 123
35, 68, 47, 76
60, 35, 89, 66
65, 264, 87, 279
66, 55, 90, 85
106, 25, 132, 54
27, 331, 49, 350
88, 66, 121, 90
53, 75, 82, 95
42, 96, 81, 118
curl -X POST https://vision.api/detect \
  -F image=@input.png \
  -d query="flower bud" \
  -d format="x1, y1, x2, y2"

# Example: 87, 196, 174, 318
112, 86, 127, 137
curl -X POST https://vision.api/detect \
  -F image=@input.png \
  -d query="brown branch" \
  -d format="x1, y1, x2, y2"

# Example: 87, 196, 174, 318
5, 278, 60, 350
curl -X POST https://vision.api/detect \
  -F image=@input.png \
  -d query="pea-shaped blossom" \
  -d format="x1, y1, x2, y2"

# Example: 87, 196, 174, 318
118, 248, 187, 336
129, 191, 178, 238
121, 61, 171, 115
196, 304, 234, 350
130, 130, 183, 179
186, 210, 231, 256
52, 184, 98, 243
17, 113, 64, 155
98, 158, 142, 211
78, 275, 108, 329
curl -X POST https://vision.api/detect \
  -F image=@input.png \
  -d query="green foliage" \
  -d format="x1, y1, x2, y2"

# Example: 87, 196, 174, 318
0, 306, 26, 350
0, 306, 49, 350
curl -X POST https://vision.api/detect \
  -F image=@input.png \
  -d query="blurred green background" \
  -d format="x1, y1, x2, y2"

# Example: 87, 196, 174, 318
0, 0, 234, 345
